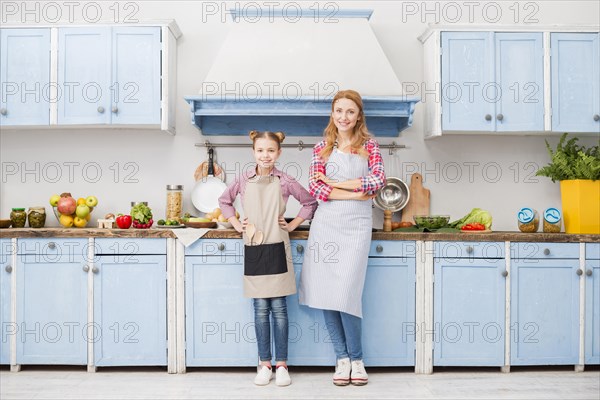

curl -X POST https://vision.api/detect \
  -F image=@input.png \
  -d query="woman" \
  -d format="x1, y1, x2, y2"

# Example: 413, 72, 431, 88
299, 90, 386, 386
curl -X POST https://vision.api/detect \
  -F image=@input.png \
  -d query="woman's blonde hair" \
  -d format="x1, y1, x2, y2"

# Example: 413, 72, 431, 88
249, 130, 286, 149
319, 90, 370, 160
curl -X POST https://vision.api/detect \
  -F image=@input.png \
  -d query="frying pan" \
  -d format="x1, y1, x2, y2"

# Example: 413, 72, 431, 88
191, 148, 228, 213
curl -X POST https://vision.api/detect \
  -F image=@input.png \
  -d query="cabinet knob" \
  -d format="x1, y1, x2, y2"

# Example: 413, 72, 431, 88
218, 243, 225, 251
112, 106, 118, 113
5, 265, 12, 273
97, 106, 105, 114
92, 266, 99, 274
594, 114, 600, 122
543, 248, 550, 256
586, 269, 593, 277
466, 246, 474, 254
576, 268, 583, 276
48, 242, 56, 249
376, 245, 383, 253
82, 265, 89, 272
0, 108, 7, 116
496, 113, 504, 121
296, 244, 304, 254
502, 270, 508, 278
485, 114, 492, 121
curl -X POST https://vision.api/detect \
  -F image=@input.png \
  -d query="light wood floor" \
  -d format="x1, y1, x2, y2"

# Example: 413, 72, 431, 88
1, 366, 599, 399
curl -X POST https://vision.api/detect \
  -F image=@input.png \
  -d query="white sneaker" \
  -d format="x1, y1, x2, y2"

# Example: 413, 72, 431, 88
275, 365, 291, 386
254, 365, 273, 386
350, 360, 368, 386
333, 358, 351, 386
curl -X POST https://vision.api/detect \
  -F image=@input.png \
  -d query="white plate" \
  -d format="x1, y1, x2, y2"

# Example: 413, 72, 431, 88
154, 224, 185, 229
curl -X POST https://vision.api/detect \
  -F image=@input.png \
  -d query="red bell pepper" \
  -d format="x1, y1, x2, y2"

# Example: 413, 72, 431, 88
116, 214, 132, 229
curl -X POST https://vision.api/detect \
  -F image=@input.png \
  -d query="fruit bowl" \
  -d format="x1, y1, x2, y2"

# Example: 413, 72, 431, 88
50, 193, 98, 228
413, 215, 450, 230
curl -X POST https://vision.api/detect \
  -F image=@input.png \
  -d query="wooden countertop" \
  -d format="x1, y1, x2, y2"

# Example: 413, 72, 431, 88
1, 228, 599, 242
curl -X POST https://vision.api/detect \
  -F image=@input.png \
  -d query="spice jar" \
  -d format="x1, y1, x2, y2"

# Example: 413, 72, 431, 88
28, 207, 46, 228
543, 207, 562, 233
518, 207, 539, 233
10, 208, 27, 228
166, 185, 183, 221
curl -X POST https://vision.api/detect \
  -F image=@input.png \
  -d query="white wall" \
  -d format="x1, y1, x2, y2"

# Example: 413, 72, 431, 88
1, 1, 599, 230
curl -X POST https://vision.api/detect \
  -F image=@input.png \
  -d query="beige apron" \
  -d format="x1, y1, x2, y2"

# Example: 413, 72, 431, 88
242, 175, 296, 298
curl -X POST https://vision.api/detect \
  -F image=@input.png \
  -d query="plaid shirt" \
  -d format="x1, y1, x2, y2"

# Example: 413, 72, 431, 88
309, 139, 386, 201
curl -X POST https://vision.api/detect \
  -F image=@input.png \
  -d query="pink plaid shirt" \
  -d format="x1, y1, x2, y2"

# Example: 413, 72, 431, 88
309, 138, 386, 201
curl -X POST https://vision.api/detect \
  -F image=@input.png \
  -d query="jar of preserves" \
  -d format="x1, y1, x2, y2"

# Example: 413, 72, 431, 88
517, 207, 539, 233
28, 207, 46, 228
10, 208, 27, 228
166, 185, 183, 221
543, 207, 562, 233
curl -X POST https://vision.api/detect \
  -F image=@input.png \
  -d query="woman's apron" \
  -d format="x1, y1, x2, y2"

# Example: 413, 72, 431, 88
299, 149, 372, 317
242, 175, 296, 299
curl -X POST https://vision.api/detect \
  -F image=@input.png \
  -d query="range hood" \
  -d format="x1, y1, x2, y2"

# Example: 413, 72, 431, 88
185, 9, 419, 136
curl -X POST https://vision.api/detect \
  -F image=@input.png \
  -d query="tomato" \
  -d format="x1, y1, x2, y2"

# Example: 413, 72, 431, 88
471, 222, 486, 230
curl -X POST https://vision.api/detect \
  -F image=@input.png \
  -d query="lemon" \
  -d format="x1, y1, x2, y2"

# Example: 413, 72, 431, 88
77, 198, 86, 206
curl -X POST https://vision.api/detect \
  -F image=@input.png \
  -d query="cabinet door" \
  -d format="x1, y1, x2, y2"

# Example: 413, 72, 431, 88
511, 258, 579, 365
57, 28, 111, 124
0, 242, 12, 364
185, 255, 255, 366
94, 255, 167, 366
0, 29, 50, 126
495, 33, 544, 131
433, 258, 505, 366
585, 259, 600, 364
363, 257, 415, 366
551, 33, 600, 132
16, 254, 88, 365
111, 27, 161, 124
441, 32, 494, 131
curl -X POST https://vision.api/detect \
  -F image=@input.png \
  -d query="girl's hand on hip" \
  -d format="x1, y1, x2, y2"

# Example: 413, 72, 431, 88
278, 216, 288, 230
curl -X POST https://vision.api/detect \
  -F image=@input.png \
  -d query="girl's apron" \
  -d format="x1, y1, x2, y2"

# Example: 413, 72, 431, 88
299, 149, 372, 318
242, 175, 296, 299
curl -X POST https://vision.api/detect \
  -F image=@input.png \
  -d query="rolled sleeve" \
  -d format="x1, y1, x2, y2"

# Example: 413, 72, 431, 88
357, 139, 386, 194
218, 178, 241, 219
309, 142, 333, 201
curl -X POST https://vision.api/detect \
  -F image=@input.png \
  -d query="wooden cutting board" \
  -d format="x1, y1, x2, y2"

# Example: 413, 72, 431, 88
401, 173, 430, 223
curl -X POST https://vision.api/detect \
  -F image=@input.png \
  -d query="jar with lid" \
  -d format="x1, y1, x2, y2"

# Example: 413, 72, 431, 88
28, 207, 46, 228
10, 208, 27, 228
543, 207, 562, 233
166, 185, 183, 221
517, 207, 539, 232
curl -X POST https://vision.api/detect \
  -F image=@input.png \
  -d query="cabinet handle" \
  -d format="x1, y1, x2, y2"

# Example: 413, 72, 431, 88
112, 106, 118, 113
543, 248, 550, 256
92, 266, 99, 274
496, 113, 504, 121
466, 246, 474, 254
48, 242, 56, 249
82, 265, 89, 272
5, 265, 12, 273
576, 268, 583, 276
586, 269, 593, 277
97, 106, 105, 114
296, 244, 304, 254
376, 245, 383, 253
594, 114, 600, 122
0, 108, 7, 116
485, 114, 492, 121
501, 270, 508, 277
218, 243, 225, 251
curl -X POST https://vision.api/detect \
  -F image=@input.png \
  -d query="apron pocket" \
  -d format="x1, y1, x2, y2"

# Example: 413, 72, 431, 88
244, 242, 288, 276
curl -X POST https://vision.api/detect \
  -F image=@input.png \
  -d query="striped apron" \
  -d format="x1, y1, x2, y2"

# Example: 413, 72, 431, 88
299, 149, 372, 317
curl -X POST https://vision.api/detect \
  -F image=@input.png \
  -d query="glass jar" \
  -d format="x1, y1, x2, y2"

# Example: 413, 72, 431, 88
10, 208, 27, 228
543, 207, 562, 233
166, 185, 183, 221
517, 207, 539, 233
28, 207, 46, 228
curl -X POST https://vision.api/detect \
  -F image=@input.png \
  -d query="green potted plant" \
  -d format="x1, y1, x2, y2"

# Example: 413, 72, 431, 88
536, 133, 600, 234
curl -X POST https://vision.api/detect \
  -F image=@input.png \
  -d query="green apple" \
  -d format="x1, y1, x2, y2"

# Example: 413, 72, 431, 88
76, 204, 90, 218
85, 195, 98, 207
49, 194, 60, 207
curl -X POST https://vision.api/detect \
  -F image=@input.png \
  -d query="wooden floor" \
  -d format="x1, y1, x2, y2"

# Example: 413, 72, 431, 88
1, 366, 599, 399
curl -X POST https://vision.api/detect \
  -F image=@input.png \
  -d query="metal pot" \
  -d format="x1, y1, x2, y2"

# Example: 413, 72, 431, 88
373, 177, 410, 212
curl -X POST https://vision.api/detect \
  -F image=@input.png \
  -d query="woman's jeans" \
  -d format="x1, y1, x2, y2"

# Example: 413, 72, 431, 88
323, 310, 363, 361
253, 297, 288, 362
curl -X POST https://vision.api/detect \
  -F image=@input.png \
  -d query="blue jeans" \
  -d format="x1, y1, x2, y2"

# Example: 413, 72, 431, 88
253, 297, 288, 362
323, 310, 363, 361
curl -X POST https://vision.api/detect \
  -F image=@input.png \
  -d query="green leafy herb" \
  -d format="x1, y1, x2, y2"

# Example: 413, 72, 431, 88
536, 133, 600, 182
131, 203, 153, 224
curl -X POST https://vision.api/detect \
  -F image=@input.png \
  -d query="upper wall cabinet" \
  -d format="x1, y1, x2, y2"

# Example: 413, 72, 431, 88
551, 33, 600, 133
420, 27, 600, 138
0, 21, 181, 134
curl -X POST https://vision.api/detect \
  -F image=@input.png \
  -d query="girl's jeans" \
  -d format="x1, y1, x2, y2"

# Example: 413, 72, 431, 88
253, 297, 288, 362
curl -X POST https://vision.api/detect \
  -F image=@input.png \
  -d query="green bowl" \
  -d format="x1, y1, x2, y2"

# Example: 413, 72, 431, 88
413, 215, 450, 229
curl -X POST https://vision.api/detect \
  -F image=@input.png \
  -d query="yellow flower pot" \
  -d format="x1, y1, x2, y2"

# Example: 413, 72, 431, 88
560, 179, 600, 234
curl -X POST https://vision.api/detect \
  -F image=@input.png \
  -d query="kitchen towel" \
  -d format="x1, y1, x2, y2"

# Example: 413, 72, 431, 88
171, 228, 211, 247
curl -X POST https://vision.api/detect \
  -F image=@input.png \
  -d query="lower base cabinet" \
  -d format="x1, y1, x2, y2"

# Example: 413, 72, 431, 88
585, 243, 600, 365
1, 239, 12, 364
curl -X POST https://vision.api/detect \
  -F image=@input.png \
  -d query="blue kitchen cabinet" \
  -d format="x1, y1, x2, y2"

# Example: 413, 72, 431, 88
433, 242, 506, 366
58, 27, 161, 125
585, 243, 600, 365
0, 239, 13, 364
551, 33, 600, 133
16, 239, 88, 365
93, 254, 167, 367
0, 29, 50, 126
510, 243, 580, 365
185, 239, 255, 366
441, 32, 543, 132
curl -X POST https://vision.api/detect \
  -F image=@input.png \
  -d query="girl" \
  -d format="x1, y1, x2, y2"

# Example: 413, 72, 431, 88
218, 130, 317, 386
299, 90, 386, 386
